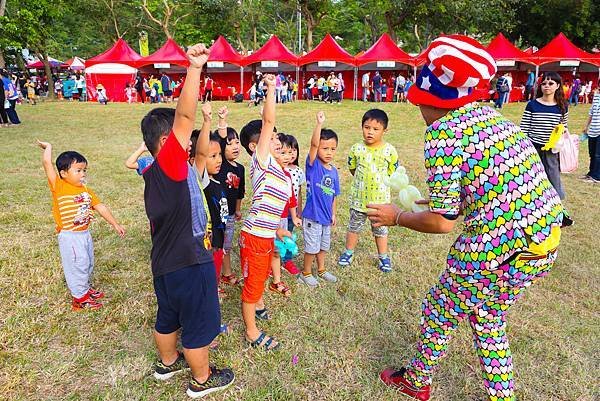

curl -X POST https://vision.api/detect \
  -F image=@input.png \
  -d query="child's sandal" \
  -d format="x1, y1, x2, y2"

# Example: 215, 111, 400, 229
221, 274, 242, 286
247, 331, 280, 352
255, 308, 270, 320
269, 281, 292, 297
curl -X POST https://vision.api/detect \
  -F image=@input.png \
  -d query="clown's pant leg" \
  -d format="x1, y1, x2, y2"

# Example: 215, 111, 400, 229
404, 249, 557, 399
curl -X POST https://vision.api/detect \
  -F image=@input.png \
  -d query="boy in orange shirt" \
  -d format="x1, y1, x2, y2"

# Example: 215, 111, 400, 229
37, 141, 125, 310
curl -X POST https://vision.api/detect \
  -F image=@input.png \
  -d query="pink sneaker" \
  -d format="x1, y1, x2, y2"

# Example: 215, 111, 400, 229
380, 368, 430, 401
283, 260, 300, 275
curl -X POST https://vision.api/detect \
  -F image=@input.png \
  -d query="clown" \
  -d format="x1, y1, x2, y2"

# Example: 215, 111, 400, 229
367, 35, 565, 401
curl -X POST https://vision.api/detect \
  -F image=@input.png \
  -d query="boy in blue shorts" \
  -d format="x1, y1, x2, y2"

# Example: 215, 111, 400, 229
140, 44, 234, 399
338, 109, 398, 272
298, 111, 340, 287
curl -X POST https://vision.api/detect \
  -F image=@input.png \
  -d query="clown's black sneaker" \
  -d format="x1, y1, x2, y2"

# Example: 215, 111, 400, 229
153, 351, 188, 380
186, 366, 235, 398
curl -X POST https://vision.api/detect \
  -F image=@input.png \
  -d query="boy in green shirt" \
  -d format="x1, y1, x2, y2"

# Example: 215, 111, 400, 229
338, 109, 398, 272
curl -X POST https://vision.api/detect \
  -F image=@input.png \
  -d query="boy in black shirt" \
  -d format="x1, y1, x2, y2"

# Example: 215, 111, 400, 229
140, 44, 234, 399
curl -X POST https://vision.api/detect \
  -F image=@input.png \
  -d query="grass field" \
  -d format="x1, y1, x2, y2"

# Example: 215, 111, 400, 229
0, 99, 598, 401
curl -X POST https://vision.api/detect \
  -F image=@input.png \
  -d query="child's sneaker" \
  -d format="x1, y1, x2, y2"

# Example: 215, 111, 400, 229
338, 251, 354, 267
87, 287, 104, 300
297, 273, 319, 288
153, 351, 188, 380
71, 294, 102, 311
186, 366, 235, 398
379, 368, 430, 401
283, 260, 301, 275
378, 256, 392, 273
318, 271, 338, 283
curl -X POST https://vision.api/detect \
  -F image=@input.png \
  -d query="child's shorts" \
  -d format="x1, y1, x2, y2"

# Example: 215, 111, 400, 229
303, 218, 331, 254
223, 215, 236, 252
240, 231, 274, 303
348, 208, 388, 237
153, 262, 220, 349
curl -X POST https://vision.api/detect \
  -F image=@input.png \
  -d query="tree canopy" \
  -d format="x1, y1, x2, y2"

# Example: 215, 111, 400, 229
0, 0, 598, 68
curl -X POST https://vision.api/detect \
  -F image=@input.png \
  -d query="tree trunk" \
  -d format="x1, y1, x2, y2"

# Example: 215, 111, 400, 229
253, 26, 257, 51
233, 22, 246, 54
384, 12, 397, 43
39, 51, 55, 99
306, 25, 313, 51
0, 49, 5, 69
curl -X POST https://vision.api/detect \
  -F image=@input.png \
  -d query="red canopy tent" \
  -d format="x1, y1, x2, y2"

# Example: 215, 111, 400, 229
85, 39, 141, 102
242, 36, 298, 102
62, 57, 86, 71
487, 33, 532, 64
532, 33, 599, 66
486, 33, 536, 102
530, 33, 600, 94
137, 38, 189, 69
242, 35, 298, 69
355, 33, 415, 101
27, 57, 63, 69
206, 36, 246, 100
299, 34, 356, 100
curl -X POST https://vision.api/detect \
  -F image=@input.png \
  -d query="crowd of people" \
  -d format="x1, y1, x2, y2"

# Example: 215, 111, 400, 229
31, 36, 600, 401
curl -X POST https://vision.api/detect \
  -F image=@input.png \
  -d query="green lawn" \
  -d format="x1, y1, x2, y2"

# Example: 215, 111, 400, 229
0, 99, 598, 401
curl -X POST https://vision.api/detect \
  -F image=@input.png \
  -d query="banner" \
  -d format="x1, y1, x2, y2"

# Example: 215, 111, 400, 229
139, 31, 149, 57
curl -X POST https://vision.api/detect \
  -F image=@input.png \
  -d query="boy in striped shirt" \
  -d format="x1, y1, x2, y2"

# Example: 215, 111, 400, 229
239, 74, 290, 351
36, 142, 125, 310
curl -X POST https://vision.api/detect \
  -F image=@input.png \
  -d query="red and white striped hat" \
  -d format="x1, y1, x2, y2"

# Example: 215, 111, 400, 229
408, 35, 497, 108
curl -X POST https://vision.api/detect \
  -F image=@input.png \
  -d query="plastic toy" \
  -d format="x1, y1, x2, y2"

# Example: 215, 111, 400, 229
383, 166, 428, 212
275, 233, 299, 257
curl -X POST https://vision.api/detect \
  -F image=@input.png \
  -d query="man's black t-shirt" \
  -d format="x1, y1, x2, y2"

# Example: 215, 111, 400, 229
143, 133, 212, 277
215, 160, 245, 216
203, 177, 228, 249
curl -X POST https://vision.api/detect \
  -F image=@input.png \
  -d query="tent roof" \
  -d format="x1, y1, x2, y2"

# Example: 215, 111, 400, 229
533, 32, 599, 66
27, 57, 63, 69
209, 36, 243, 66
86, 38, 141, 68
486, 33, 533, 64
62, 56, 86, 69
299, 34, 355, 66
138, 38, 189, 68
242, 35, 298, 66
355, 33, 414, 66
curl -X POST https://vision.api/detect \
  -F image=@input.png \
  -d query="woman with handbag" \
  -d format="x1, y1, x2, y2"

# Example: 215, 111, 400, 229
520, 71, 568, 200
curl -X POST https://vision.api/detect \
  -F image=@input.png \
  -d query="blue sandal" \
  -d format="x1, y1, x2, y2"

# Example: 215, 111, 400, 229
248, 331, 280, 351
255, 308, 270, 320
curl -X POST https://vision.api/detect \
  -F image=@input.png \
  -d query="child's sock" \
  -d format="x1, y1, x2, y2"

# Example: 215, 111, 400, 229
303, 271, 313, 277
378, 253, 389, 260
345, 249, 354, 255
317, 270, 326, 276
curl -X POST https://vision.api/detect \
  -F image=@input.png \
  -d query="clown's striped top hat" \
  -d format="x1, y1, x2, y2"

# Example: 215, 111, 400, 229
408, 35, 497, 109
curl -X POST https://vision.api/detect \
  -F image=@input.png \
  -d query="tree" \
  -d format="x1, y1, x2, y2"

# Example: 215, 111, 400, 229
0, 0, 6, 67
139, 0, 192, 39
297, 0, 332, 50
0, 0, 69, 97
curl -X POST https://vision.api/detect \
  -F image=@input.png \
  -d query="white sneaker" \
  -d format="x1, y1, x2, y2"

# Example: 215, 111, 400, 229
319, 271, 338, 283
297, 274, 319, 288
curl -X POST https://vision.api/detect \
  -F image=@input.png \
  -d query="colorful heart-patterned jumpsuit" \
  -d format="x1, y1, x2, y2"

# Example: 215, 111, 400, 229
402, 104, 564, 401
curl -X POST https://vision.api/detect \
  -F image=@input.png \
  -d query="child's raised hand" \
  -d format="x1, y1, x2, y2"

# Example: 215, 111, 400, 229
316, 111, 325, 125
201, 102, 212, 121
36, 140, 51, 150
217, 106, 228, 120
263, 74, 276, 87
186, 44, 210, 69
